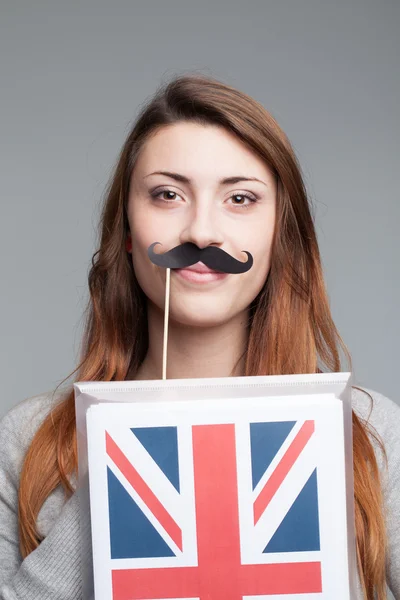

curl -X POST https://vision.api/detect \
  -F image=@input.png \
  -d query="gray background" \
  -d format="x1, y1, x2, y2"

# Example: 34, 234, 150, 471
1, 0, 399, 418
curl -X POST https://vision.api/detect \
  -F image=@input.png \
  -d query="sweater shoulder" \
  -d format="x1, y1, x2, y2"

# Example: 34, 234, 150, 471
0, 389, 67, 436
351, 384, 400, 434
0, 389, 69, 478
350, 384, 400, 474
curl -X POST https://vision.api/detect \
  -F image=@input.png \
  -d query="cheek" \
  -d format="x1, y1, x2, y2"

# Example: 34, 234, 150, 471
244, 258, 271, 302
130, 207, 156, 251
244, 235, 274, 296
131, 252, 166, 312
128, 223, 162, 304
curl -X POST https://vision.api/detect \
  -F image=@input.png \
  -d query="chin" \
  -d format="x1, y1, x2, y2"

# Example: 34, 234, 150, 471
169, 298, 243, 329
170, 312, 229, 329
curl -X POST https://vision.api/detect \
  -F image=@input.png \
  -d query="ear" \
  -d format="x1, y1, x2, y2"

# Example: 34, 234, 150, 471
126, 233, 132, 253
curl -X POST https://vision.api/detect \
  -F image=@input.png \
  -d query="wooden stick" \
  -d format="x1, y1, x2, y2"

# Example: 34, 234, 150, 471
162, 267, 171, 380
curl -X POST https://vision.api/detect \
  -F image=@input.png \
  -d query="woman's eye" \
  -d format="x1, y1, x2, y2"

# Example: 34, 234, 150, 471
151, 189, 182, 203
228, 193, 258, 207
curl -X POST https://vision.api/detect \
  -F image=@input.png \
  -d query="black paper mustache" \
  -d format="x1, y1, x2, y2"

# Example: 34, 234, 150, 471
147, 242, 253, 274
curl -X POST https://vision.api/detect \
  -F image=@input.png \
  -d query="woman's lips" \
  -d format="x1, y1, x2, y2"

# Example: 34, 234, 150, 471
174, 262, 228, 283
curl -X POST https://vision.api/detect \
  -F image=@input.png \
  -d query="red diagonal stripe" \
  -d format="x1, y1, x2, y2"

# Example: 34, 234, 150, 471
106, 431, 183, 551
253, 420, 315, 524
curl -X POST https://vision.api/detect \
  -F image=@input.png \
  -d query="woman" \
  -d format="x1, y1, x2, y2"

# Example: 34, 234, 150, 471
0, 74, 399, 600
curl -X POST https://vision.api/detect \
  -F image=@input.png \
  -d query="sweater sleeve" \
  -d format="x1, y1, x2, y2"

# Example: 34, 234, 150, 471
0, 421, 22, 588
378, 397, 400, 598
353, 387, 400, 598
0, 395, 93, 600
0, 493, 84, 600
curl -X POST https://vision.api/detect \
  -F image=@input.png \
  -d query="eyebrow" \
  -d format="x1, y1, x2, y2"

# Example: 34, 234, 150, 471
143, 170, 268, 187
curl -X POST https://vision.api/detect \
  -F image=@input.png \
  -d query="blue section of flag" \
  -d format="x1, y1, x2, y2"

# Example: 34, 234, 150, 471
263, 468, 321, 553
250, 421, 296, 489
131, 426, 180, 492
107, 467, 176, 559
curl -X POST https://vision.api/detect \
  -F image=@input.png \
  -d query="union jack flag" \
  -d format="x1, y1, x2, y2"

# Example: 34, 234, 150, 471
86, 400, 346, 600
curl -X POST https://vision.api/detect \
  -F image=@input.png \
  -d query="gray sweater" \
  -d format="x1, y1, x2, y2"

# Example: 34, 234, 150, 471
0, 386, 399, 599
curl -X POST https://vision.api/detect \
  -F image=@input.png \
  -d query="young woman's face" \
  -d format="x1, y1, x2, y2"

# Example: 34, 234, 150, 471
127, 122, 277, 328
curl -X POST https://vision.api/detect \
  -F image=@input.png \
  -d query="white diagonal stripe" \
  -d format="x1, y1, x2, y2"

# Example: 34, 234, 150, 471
107, 425, 182, 524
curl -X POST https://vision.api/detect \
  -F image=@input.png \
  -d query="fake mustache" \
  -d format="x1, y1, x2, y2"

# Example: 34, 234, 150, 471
148, 242, 253, 274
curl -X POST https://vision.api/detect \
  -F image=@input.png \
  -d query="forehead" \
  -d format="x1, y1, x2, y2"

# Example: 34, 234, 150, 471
131, 122, 274, 185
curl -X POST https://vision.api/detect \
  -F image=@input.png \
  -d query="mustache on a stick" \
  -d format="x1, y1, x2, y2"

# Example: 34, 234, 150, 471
148, 242, 253, 274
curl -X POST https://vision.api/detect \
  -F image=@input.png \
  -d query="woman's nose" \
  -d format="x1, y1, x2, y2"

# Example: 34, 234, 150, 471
179, 203, 224, 249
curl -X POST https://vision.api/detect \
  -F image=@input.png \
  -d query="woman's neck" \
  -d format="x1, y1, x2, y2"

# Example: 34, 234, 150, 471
135, 303, 249, 380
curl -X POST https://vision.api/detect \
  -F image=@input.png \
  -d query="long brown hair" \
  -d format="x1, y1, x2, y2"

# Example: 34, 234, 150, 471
18, 73, 387, 598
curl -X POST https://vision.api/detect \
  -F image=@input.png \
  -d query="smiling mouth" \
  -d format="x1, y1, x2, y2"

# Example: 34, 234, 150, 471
174, 263, 228, 283
179, 261, 223, 274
